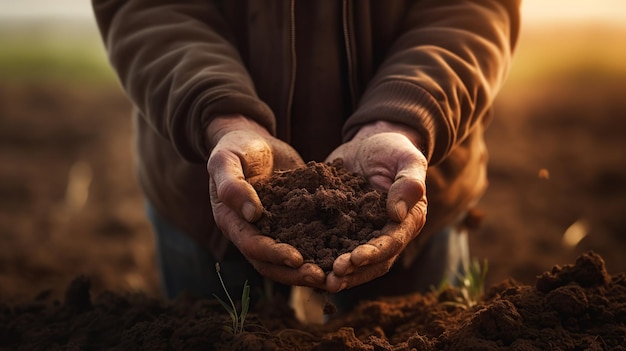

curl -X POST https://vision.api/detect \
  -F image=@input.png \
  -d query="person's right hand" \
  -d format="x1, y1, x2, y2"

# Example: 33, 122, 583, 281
322, 121, 428, 292
205, 115, 326, 289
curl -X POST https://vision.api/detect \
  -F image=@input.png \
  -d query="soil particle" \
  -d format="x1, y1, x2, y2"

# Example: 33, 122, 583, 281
252, 159, 388, 272
536, 251, 611, 293
312, 327, 373, 351
64, 274, 92, 312
545, 284, 589, 316
471, 299, 523, 344
406, 333, 434, 351
226, 332, 281, 351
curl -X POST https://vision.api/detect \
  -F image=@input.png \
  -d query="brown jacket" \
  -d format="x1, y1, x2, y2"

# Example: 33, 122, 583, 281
93, 0, 520, 264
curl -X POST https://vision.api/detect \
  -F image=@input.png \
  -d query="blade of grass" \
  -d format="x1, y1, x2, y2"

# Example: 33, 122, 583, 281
238, 281, 250, 334
213, 263, 251, 334
215, 263, 239, 332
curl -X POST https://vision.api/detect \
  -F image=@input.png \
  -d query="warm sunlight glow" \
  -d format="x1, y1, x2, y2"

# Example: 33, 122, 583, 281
522, 0, 626, 26
2, 0, 626, 27
0, 0, 92, 20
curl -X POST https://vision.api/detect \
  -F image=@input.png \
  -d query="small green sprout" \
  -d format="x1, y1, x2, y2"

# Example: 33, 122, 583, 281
213, 262, 250, 335
438, 257, 488, 309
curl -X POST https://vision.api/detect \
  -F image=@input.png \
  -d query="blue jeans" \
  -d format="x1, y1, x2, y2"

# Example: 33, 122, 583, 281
145, 203, 280, 303
146, 202, 469, 308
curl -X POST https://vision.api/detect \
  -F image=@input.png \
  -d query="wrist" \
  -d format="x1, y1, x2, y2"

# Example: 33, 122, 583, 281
205, 114, 271, 150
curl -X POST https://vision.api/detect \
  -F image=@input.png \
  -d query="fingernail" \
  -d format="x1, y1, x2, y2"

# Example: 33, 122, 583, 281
338, 282, 348, 292
394, 200, 408, 220
242, 201, 257, 222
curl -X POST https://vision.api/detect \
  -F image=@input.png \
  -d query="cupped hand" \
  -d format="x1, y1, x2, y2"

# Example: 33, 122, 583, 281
323, 121, 428, 292
206, 115, 326, 288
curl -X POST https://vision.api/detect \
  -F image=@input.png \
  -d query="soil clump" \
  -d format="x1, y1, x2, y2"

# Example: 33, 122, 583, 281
252, 159, 388, 272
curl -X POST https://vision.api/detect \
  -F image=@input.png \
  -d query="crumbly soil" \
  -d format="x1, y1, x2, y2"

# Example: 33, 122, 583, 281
1, 252, 624, 350
252, 160, 388, 272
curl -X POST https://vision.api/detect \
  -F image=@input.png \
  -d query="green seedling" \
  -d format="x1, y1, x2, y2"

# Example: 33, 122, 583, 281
438, 257, 488, 309
213, 262, 250, 335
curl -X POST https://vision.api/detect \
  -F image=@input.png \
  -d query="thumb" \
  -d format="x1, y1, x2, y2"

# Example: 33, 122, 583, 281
386, 162, 426, 222
208, 149, 264, 222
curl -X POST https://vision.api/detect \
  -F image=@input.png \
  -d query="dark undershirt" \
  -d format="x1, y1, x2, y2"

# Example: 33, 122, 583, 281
290, 0, 348, 162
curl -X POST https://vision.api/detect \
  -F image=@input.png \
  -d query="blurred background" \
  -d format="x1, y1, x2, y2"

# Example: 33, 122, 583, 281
1, 0, 625, 302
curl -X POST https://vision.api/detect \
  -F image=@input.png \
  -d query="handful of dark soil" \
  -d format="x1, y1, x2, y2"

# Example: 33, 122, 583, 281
252, 159, 388, 272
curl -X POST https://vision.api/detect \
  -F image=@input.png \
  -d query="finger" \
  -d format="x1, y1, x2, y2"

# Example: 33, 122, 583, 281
208, 149, 263, 222
239, 237, 305, 269
251, 261, 326, 288
332, 252, 354, 276
349, 232, 406, 267
349, 203, 426, 267
217, 212, 304, 268
386, 159, 427, 222
325, 260, 394, 292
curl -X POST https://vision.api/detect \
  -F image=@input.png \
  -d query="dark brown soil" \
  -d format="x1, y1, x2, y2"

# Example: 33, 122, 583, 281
1, 252, 624, 350
253, 160, 388, 272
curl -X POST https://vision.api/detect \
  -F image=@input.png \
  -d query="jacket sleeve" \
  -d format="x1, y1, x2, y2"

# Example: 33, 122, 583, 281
344, 0, 520, 165
92, 0, 275, 163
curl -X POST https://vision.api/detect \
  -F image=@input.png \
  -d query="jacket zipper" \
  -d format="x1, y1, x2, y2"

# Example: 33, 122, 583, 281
284, 0, 297, 141
342, 0, 357, 111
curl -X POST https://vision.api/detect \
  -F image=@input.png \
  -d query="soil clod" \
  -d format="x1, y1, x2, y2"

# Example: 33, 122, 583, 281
252, 159, 388, 272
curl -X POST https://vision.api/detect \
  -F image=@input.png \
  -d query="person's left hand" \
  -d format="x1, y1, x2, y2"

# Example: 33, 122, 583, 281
323, 121, 428, 292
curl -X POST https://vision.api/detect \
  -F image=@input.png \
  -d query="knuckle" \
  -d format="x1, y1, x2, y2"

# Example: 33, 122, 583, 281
207, 148, 230, 171
216, 178, 242, 199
